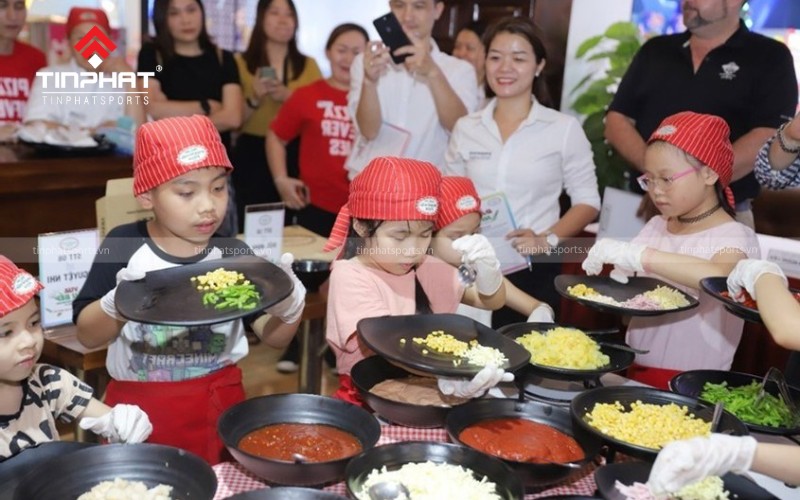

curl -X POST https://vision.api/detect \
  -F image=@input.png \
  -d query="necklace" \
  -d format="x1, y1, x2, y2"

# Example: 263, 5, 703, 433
676, 203, 722, 224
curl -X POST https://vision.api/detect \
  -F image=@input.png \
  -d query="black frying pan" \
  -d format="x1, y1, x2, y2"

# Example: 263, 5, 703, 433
499, 322, 635, 382
0, 441, 95, 500
570, 386, 748, 461
13, 443, 216, 500
670, 369, 800, 435
445, 398, 602, 488
700, 277, 800, 324
351, 355, 457, 428
594, 461, 777, 500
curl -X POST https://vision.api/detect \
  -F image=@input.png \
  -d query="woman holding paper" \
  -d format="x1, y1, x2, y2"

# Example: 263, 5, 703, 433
444, 17, 600, 326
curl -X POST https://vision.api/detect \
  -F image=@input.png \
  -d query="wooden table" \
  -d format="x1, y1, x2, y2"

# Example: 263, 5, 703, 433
0, 144, 133, 276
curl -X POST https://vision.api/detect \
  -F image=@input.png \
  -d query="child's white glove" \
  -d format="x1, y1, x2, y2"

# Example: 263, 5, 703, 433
581, 238, 648, 284
100, 267, 146, 321
527, 303, 555, 323
452, 234, 503, 295
437, 365, 514, 399
79, 404, 153, 443
726, 259, 787, 302
647, 434, 757, 496
266, 253, 306, 324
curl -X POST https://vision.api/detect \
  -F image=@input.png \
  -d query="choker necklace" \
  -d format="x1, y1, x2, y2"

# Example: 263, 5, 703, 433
676, 203, 722, 224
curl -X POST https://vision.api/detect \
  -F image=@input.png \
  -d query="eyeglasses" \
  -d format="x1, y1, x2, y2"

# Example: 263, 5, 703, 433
637, 166, 699, 191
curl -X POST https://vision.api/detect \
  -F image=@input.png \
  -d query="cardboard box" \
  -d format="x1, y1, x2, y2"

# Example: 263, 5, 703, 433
96, 178, 153, 238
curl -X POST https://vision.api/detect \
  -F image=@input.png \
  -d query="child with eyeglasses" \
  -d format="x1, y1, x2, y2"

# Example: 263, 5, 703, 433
581, 112, 760, 389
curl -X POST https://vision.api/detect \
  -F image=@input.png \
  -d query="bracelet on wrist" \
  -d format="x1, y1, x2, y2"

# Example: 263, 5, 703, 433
199, 99, 211, 116
246, 97, 260, 109
776, 122, 800, 154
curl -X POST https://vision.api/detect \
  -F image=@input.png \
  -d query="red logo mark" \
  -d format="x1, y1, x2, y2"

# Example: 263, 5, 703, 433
73, 25, 117, 68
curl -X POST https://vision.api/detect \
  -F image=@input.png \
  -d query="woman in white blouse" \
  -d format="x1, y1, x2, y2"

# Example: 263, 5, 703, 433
445, 16, 600, 326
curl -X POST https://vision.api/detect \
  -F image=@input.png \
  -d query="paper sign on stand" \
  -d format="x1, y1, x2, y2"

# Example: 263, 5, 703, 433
244, 203, 285, 262
37, 229, 99, 328
480, 192, 528, 275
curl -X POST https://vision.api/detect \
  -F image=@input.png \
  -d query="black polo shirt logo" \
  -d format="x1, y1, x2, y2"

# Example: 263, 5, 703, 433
720, 62, 740, 81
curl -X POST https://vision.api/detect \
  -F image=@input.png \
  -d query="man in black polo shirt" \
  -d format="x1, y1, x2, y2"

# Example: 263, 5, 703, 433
605, 0, 797, 228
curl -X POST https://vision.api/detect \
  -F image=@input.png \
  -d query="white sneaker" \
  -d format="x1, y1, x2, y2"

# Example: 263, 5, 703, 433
276, 360, 299, 374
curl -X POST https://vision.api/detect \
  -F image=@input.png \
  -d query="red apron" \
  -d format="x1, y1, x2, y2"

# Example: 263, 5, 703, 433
104, 365, 245, 465
332, 374, 365, 407
627, 363, 682, 390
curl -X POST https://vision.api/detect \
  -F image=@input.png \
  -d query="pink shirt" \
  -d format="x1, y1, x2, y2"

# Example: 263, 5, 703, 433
627, 216, 760, 371
326, 255, 465, 375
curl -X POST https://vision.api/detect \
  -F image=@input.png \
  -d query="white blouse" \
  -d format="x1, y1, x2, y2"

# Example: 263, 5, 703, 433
444, 98, 601, 233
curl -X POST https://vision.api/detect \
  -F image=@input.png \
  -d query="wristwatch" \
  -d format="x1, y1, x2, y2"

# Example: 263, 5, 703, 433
545, 231, 559, 248
199, 99, 211, 116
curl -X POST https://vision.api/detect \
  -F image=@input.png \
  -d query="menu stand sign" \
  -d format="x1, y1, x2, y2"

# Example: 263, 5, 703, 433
480, 192, 529, 275
37, 229, 99, 329
244, 203, 285, 262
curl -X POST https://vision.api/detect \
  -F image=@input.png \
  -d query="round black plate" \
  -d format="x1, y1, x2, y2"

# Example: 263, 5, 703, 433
555, 275, 699, 316
13, 443, 216, 500
499, 322, 635, 382
19, 135, 116, 156
227, 487, 346, 499
570, 386, 748, 461
595, 462, 778, 500
0, 441, 95, 500
670, 369, 800, 435
700, 277, 800, 324
345, 441, 524, 500
116, 255, 293, 326
356, 313, 531, 377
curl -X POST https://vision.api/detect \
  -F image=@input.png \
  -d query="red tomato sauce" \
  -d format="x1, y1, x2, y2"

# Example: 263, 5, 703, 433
459, 418, 584, 463
238, 423, 362, 463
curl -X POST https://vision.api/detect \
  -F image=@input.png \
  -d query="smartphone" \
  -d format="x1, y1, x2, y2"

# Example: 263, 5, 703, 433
373, 12, 412, 65
258, 66, 277, 80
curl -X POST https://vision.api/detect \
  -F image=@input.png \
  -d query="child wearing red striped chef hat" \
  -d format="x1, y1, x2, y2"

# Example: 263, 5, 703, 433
0, 255, 151, 461
72, 115, 306, 464
324, 157, 509, 406
430, 176, 555, 327
581, 111, 760, 389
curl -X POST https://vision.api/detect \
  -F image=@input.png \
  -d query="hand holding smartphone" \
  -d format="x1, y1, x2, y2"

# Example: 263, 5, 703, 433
258, 66, 278, 81
373, 12, 412, 65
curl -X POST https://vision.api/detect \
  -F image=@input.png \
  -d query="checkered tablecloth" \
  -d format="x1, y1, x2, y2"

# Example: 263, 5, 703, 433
212, 425, 598, 499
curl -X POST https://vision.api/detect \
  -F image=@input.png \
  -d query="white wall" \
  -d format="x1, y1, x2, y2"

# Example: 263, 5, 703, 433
294, 0, 388, 77
560, 0, 633, 116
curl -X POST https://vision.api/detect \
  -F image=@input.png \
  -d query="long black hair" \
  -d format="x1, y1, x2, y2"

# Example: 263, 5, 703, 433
242, 0, 307, 83
342, 219, 433, 315
482, 16, 553, 107
150, 0, 217, 63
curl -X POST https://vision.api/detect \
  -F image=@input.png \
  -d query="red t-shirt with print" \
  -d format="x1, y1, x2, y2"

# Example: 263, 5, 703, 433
0, 41, 47, 123
270, 79, 352, 214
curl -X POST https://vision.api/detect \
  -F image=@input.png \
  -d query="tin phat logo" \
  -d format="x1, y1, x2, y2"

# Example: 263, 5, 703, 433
74, 25, 117, 69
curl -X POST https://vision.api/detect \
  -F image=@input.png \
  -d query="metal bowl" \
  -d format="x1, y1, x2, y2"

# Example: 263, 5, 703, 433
570, 386, 748, 462
445, 398, 602, 488
217, 393, 381, 486
292, 259, 331, 292
351, 355, 457, 428
345, 441, 524, 500
13, 443, 216, 500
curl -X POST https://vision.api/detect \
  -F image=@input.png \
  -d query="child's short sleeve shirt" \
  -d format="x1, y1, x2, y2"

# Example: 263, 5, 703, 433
326, 255, 464, 376
0, 364, 93, 460
72, 221, 253, 382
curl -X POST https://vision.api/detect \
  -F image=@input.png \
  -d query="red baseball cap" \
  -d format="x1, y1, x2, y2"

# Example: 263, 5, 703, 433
324, 156, 442, 252
436, 176, 481, 230
66, 7, 111, 35
0, 256, 43, 318
133, 115, 233, 195
648, 111, 735, 209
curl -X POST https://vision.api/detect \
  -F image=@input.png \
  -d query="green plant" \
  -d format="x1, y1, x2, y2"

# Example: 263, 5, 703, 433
571, 21, 641, 194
